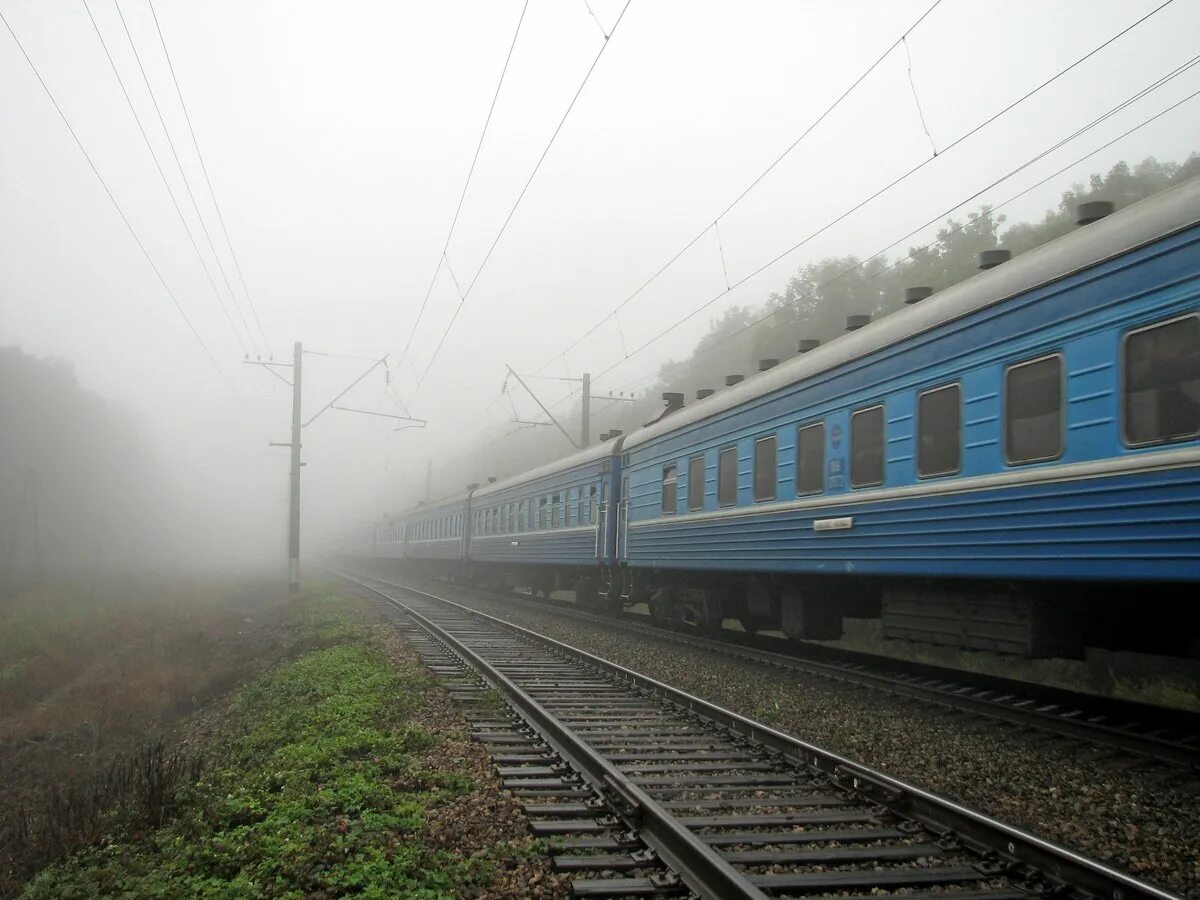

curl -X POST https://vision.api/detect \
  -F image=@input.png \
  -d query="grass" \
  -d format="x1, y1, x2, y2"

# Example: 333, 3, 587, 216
14, 588, 521, 898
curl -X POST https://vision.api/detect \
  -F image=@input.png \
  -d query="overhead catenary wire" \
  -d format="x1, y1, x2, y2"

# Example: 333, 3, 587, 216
112, 0, 260, 357
83, 0, 249, 356
531, 0, 948, 376
0, 7, 223, 377
537, 0, 1183, 401
602, 57, 1200, 398
395, 0, 532, 371
413, 0, 635, 393
146, 0, 274, 359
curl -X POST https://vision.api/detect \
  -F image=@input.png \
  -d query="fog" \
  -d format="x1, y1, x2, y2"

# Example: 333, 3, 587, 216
3, 0, 1199, 573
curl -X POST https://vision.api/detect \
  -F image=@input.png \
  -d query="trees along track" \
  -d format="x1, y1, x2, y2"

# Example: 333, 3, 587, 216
339, 570, 1183, 900
358, 571, 1200, 772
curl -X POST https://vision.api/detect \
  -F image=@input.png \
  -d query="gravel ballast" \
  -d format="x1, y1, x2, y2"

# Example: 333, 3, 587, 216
408, 582, 1200, 898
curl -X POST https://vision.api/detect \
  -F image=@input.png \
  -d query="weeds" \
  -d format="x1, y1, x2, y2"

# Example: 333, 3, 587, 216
18, 597, 508, 898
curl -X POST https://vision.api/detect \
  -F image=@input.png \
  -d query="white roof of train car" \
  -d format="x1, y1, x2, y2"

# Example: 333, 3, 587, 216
622, 176, 1200, 452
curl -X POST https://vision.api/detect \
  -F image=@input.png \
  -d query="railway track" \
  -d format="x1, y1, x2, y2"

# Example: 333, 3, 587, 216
357, 570, 1200, 772
341, 570, 1182, 900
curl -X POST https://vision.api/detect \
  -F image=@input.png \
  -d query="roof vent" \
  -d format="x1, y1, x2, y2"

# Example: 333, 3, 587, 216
599, 431, 611, 441
608, 429, 623, 438
696, 388, 715, 399
905, 286, 933, 304
797, 338, 820, 353
758, 358, 780, 371
467, 482, 480, 491
662, 392, 685, 407
978, 249, 1011, 270
1076, 200, 1114, 226
487, 476, 497, 483
725, 374, 744, 386
846, 314, 870, 332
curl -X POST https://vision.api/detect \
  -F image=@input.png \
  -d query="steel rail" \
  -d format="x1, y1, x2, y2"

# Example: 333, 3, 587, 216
343, 573, 766, 899
340, 569, 1184, 900
380, 572, 1200, 770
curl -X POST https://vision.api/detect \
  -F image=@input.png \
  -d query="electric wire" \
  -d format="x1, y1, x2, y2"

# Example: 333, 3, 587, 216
112, 0, 259, 356
146, 0, 274, 358
0, 7, 223, 376
538, 0, 1182, 400
602, 58, 1200, 397
413, 0, 634, 392
83, 0, 249, 355
395, 0, 531, 371
531, 0, 948, 375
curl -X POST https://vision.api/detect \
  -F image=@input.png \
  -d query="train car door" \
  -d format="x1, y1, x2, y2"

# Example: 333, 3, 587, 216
616, 473, 630, 560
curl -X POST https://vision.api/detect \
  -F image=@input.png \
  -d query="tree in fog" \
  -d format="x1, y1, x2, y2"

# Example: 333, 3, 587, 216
0, 348, 165, 576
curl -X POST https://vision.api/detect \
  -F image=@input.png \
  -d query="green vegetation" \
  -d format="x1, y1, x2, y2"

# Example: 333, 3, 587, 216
19, 593, 512, 898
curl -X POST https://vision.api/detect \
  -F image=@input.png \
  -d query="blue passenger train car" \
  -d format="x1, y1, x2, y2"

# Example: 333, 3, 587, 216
469, 443, 620, 600
615, 177, 1200, 655
359, 177, 1199, 658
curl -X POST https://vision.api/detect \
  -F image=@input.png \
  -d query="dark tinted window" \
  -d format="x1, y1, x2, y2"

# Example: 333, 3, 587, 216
918, 385, 962, 477
718, 447, 738, 506
688, 456, 705, 511
754, 437, 777, 501
589, 486, 598, 524
1125, 315, 1200, 446
1006, 356, 1062, 464
662, 466, 677, 515
796, 423, 824, 495
851, 406, 884, 487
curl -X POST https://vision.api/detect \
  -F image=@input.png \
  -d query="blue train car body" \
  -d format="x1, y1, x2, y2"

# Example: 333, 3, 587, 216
362, 178, 1200, 656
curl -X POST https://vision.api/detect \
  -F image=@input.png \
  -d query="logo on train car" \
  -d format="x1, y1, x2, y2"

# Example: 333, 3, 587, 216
828, 457, 845, 489
831, 423, 842, 449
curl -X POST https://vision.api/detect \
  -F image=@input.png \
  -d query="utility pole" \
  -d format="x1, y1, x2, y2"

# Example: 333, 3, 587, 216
288, 340, 302, 592
581, 372, 590, 447
249, 345, 426, 593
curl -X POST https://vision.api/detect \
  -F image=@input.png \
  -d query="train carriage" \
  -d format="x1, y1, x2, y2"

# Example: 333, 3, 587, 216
468, 443, 620, 600
615, 177, 1200, 656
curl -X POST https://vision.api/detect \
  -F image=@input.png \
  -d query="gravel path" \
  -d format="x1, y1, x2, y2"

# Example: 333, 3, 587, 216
429, 584, 1200, 898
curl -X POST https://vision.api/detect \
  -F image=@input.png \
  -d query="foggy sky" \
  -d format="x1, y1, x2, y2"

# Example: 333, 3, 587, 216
3, 0, 1199, 565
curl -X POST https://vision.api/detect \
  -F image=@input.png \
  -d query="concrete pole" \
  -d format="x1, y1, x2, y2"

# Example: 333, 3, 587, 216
581, 372, 590, 448
288, 341, 302, 592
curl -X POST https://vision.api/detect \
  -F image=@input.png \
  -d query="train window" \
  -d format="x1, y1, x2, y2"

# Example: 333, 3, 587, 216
552, 494, 562, 528
538, 497, 548, 529
1124, 315, 1200, 446
851, 406, 885, 487
717, 447, 738, 506
918, 385, 961, 478
589, 485, 598, 524
754, 436, 777, 501
662, 465, 678, 515
1008, 355, 1065, 465
796, 422, 825, 495
688, 456, 705, 511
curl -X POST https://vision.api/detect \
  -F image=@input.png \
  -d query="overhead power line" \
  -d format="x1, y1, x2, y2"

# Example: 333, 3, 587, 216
607, 67, 1200, 399
412, 0, 635, 394
395, 0, 532, 371
147, 0, 274, 359
531, 0, 947, 375
531, 0, 1181, 402
0, 7, 222, 376
83, 0, 250, 356
111, 0, 260, 356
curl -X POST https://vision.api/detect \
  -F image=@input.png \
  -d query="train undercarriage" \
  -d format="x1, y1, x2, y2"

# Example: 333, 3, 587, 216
365, 557, 1196, 659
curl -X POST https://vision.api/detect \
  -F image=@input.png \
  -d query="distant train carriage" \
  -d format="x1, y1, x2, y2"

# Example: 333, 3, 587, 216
468, 443, 620, 601
400, 492, 470, 578
613, 177, 1200, 656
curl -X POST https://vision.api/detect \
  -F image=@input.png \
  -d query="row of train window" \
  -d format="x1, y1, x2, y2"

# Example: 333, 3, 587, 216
661, 313, 1199, 513
474, 485, 601, 536
411, 516, 460, 541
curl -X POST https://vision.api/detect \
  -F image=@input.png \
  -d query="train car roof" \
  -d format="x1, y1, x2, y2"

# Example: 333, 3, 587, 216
623, 175, 1200, 453
397, 490, 472, 519
472, 439, 619, 501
